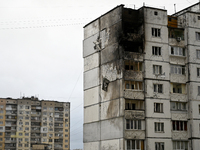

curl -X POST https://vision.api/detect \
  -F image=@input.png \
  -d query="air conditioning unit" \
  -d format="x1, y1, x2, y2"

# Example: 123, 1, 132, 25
176, 37, 181, 42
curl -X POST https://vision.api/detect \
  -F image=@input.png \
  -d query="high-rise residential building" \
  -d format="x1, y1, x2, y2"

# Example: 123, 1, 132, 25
83, 2, 200, 150
0, 97, 70, 150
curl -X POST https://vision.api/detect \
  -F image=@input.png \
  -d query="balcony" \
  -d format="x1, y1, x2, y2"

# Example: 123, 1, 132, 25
31, 138, 41, 143
5, 107, 17, 110
124, 130, 145, 139
6, 111, 17, 116
172, 131, 188, 140
31, 127, 40, 132
31, 111, 41, 116
171, 111, 187, 120
124, 70, 143, 81
55, 107, 64, 112
124, 51, 143, 61
170, 93, 187, 102
31, 133, 41, 137
31, 122, 41, 127
170, 74, 186, 83
5, 122, 17, 127
170, 55, 186, 65
124, 90, 144, 100
125, 110, 145, 120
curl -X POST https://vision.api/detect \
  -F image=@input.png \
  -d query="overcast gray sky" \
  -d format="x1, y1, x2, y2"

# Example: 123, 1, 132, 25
0, 0, 198, 149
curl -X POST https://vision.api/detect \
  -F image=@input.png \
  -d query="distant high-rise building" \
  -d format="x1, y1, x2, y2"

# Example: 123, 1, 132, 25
0, 97, 70, 150
83, 2, 200, 150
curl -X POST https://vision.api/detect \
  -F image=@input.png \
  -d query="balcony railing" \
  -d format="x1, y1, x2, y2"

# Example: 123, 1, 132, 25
124, 90, 144, 100
124, 110, 145, 120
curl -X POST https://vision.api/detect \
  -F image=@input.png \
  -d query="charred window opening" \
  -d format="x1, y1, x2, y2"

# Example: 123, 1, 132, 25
121, 9, 144, 53
198, 16, 200, 20
124, 61, 142, 71
102, 78, 110, 91
154, 11, 158, 15
168, 28, 184, 40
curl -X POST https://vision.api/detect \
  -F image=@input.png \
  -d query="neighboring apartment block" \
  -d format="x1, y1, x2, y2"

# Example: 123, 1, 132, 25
0, 97, 70, 150
83, 2, 200, 150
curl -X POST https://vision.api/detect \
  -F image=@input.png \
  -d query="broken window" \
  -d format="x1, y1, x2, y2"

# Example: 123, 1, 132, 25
152, 28, 161, 37
154, 11, 158, 15
126, 119, 142, 130
172, 121, 187, 131
198, 16, 200, 20
125, 81, 143, 90
171, 102, 186, 111
173, 141, 188, 150
153, 65, 162, 75
170, 46, 185, 56
153, 84, 163, 93
170, 65, 185, 75
124, 61, 142, 71
196, 32, 200, 40
168, 28, 184, 40
152, 46, 161, 56
154, 103, 163, 113
155, 142, 164, 150
154, 122, 164, 132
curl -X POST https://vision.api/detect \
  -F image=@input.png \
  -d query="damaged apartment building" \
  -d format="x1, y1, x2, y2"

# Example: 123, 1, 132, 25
83, 2, 200, 150
0, 97, 70, 150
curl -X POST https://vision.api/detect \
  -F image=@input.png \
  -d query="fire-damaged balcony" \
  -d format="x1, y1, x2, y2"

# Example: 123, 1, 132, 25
120, 8, 144, 60
168, 16, 185, 45
124, 81, 144, 100
124, 60, 143, 81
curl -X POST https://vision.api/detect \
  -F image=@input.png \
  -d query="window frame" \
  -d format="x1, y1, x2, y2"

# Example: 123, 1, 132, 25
126, 119, 142, 130
170, 46, 185, 56
172, 121, 187, 131
170, 65, 185, 75
196, 32, 200, 41
153, 65, 162, 75
154, 122, 164, 132
155, 142, 164, 150
173, 141, 188, 150
152, 28, 161, 37
153, 84, 163, 93
152, 46, 161, 56
154, 103, 163, 113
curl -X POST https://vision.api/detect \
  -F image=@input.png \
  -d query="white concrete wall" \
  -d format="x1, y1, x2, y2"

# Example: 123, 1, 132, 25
146, 98, 170, 118
84, 68, 99, 90
145, 80, 170, 99
84, 105, 99, 123
84, 86, 99, 107
144, 61, 170, 80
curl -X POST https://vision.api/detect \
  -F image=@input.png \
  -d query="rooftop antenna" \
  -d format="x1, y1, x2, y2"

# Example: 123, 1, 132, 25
174, 4, 176, 13
143, 2, 145, 6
